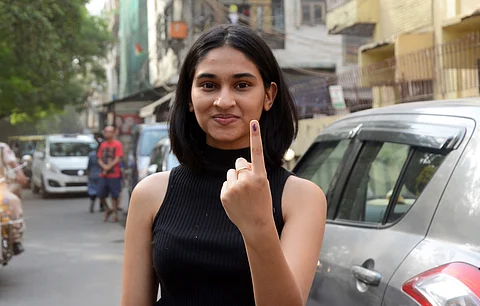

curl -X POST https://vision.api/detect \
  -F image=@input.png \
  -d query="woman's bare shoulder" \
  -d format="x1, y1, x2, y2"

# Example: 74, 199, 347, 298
282, 175, 326, 220
129, 171, 171, 224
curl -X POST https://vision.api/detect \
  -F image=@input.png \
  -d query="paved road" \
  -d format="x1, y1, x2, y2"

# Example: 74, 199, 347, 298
0, 189, 126, 306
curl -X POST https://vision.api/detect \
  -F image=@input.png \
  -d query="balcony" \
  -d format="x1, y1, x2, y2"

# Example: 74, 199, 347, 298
326, 0, 378, 37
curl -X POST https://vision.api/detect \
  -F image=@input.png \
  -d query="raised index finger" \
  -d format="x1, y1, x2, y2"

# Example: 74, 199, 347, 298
250, 120, 266, 176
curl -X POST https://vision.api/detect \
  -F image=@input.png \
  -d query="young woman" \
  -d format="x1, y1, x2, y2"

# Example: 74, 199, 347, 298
121, 24, 326, 306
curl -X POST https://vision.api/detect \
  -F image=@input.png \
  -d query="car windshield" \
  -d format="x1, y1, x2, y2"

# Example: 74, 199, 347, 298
49, 142, 93, 157
139, 130, 168, 156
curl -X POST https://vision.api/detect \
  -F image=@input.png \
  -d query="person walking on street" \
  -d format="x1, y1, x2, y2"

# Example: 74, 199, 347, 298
97, 126, 124, 222
86, 141, 108, 213
121, 24, 326, 306
0, 142, 28, 255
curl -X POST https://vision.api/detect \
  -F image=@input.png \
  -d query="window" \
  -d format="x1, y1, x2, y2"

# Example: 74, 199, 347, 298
301, 0, 325, 26
49, 142, 93, 157
387, 149, 445, 223
336, 141, 445, 225
294, 140, 350, 195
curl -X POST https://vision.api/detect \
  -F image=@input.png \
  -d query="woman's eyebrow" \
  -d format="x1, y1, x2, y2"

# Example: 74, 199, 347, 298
195, 73, 216, 80
233, 73, 256, 79
194, 72, 257, 80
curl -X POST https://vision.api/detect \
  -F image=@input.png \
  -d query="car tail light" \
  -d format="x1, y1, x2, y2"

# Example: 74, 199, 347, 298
402, 262, 480, 306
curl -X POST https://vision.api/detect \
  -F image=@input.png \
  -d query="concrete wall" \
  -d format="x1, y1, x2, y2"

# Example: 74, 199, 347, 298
273, 0, 344, 71
374, 0, 433, 42
460, 0, 480, 16
326, 0, 379, 35
290, 115, 345, 157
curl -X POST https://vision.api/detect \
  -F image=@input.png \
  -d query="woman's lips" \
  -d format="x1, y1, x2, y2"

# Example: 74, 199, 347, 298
212, 114, 240, 125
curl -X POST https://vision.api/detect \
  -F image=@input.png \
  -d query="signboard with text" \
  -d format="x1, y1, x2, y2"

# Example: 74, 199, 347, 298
329, 85, 346, 110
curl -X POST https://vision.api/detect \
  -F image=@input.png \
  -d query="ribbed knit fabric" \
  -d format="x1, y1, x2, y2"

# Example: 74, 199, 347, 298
151, 145, 292, 306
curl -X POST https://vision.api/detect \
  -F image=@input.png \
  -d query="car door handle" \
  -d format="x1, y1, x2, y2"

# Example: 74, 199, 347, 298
351, 265, 382, 286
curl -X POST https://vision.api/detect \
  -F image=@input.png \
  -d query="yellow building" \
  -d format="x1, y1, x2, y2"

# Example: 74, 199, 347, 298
326, 0, 480, 106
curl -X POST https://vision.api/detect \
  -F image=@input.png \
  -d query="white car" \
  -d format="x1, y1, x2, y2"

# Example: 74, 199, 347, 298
30, 134, 96, 197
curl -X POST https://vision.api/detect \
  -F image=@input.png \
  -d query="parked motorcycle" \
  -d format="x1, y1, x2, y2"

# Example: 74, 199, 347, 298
0, 162, 27, 266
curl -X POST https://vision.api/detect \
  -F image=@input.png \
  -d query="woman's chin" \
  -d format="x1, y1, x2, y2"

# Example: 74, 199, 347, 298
207, 134, 249, 149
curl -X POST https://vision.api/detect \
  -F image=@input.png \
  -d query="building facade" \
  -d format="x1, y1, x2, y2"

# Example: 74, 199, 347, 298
326, 0, 480, 109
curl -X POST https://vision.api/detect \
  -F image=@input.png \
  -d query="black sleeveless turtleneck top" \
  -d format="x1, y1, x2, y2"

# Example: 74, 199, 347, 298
151, 146, 292, 306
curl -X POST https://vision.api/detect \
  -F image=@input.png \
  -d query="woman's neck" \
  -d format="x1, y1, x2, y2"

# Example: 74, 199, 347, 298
205, 135, 250, 151
200, 144, 251, 174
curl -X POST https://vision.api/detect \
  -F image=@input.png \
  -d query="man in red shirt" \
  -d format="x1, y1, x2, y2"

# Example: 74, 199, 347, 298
97, 125, 124, 222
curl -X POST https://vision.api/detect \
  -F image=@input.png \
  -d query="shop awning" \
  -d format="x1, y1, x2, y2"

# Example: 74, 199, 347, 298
139, 91, 175, 118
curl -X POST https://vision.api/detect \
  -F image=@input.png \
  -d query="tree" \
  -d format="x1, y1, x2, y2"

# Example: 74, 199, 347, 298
0, 0, 112, 121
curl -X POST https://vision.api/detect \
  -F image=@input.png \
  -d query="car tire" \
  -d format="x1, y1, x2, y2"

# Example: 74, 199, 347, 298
40, 176, 50, 199
31, 179, 40, 194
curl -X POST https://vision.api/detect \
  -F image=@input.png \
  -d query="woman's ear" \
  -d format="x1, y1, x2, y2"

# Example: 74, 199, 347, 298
189, 103, 194, 112
264, 82, 278, 111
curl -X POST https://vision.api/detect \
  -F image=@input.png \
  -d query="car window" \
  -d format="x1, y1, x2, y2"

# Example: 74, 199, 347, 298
294, 140, 350, 195
49, 142, 92, 157
387, 149, 445, 223
337, 142, 409, 223
336, 141, 445, 225
138, 130, 168, 156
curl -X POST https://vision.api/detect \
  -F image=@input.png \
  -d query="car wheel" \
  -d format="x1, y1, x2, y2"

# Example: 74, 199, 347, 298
40, 176, 50, 199
31, 179, 40, 194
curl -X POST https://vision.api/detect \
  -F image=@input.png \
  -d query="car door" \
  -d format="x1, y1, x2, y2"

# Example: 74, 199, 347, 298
31, 139, 46, 186
295, 114, 468, 306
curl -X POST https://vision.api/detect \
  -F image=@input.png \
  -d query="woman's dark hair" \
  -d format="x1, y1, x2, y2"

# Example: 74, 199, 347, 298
169, 24, 298, 171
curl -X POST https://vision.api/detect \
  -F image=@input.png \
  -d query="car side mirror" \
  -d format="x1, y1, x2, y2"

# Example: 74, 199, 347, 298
147, 164, 158, 175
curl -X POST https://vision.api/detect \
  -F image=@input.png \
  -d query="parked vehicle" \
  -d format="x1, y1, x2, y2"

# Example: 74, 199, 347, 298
126, 123, 169, 195
147, 137, 180, 176
30, 134, 96, 197
292, 99, 480, 305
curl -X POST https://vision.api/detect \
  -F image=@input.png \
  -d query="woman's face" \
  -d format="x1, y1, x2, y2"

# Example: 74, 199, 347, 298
190, 46, 277, 150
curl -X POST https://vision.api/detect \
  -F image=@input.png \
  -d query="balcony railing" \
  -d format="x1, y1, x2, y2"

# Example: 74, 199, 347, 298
335, 31, 480, 111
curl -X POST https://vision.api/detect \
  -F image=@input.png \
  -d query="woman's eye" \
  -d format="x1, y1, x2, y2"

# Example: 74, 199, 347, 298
236, 83, 250, 89
201, 83, 215, 90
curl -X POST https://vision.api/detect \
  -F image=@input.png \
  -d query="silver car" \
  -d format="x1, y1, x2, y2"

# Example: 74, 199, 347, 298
293, 99, 480, 306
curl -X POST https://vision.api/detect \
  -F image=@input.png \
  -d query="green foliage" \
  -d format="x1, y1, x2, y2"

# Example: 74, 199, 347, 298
0, 0, 112, 122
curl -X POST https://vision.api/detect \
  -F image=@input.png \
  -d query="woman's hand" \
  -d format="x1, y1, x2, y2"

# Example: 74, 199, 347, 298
220, 120, 274, 236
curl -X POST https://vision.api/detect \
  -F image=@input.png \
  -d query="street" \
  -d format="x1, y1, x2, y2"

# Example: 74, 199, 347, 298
0, 190, 125, 306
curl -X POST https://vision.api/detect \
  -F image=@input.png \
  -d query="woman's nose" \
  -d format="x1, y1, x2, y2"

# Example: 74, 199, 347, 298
214, 89, 236, 108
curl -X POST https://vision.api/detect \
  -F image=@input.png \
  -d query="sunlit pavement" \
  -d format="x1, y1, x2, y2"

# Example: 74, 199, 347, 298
0, 189, 127, 306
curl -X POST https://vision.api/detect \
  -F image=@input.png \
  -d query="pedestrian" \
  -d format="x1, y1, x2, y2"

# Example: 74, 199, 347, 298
97, 126, 124, 222
86, 139, 108, 213
121, 24, 326, 306
0, 142, 27, 255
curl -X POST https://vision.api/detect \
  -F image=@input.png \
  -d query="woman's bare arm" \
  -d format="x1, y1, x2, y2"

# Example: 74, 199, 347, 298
120, 172, 170, 306
243, 176, 326, 305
